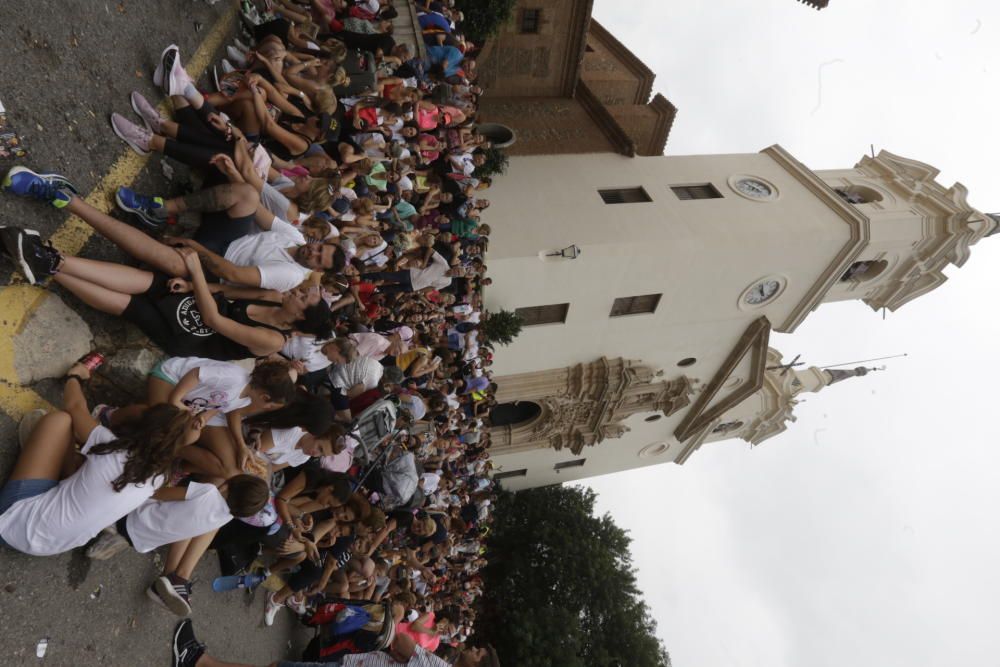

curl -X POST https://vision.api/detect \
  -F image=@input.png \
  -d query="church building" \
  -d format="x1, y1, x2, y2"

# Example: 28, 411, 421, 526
477, 6, 995, 490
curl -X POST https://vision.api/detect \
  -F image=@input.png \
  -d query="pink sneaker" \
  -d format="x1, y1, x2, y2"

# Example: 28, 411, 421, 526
110, 113, 152, 155
130, 91, 164, 134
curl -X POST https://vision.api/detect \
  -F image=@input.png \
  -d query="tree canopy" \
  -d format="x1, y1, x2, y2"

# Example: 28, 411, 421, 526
479, 485, 670, 667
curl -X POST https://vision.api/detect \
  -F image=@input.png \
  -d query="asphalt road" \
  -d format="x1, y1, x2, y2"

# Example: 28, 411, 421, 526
0, 1, 310, 665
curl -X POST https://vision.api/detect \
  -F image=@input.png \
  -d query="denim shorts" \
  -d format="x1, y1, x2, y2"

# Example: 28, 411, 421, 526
0, 478, 58, 548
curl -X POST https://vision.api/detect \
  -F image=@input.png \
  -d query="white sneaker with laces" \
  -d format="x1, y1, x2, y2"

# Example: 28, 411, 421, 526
264, 591, 283, 626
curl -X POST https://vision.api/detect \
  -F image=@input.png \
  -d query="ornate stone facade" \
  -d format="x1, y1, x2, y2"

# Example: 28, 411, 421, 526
491, 357, 693, 455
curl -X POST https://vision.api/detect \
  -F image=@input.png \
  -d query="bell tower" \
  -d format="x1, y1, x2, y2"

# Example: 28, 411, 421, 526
814, 150, 997, 313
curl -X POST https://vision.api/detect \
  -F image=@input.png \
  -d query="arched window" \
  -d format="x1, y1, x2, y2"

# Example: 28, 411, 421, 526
840, 259, 889, 283
489, 401, 542, 428
835, 185, 883, 205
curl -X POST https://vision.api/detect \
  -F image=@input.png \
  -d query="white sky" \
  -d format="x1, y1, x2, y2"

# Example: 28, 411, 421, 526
584, 1, 1000, 665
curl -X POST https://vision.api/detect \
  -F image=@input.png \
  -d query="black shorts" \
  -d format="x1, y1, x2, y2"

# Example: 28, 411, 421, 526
192, 210, 258, 256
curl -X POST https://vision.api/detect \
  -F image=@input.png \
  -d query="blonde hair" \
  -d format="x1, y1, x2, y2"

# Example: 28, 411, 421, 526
327, 66, 349, 88
297, 178, 336, 213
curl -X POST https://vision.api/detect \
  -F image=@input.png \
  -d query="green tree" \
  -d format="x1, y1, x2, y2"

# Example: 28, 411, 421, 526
479, 486, 671, 667
454, 0, 518, 43
474, 146, 509, 179
480, 309, 523, 346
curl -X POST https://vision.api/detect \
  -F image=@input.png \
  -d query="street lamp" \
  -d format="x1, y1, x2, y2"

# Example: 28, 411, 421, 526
546, 244, 582, 259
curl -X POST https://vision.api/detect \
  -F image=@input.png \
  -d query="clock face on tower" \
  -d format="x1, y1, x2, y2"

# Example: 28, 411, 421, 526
744, 279, 781, 305
735, 178, 773, 198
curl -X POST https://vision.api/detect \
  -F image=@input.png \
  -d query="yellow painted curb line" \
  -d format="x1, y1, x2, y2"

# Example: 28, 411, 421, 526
0, 2, 238, 421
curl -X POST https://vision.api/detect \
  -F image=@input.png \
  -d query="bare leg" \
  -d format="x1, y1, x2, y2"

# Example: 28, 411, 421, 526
147, 376, 174, 404
66, 196, 188, 277
8, 411, 75, 482
200, 427, 240, 475
59, 256, 155, 294
174, 530, 219, 580
168, 182, 259, 219
53, 273, 131, 316
163, 538, 190, 576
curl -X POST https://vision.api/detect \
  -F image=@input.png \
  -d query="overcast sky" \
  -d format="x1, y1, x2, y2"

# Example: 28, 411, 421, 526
583, 2, 1000, 666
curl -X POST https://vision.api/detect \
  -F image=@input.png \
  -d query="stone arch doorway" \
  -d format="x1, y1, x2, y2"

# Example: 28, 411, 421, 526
490, 401, 542, 428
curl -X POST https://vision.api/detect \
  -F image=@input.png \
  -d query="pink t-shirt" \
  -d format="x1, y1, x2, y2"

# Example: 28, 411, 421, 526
396, 612, 441, 651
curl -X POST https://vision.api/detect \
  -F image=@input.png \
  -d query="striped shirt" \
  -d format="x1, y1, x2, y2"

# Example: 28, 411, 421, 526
341, 646, 449, 666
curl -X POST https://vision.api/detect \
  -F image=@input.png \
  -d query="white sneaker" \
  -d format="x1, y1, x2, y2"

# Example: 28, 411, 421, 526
220, 59, 236, 74
263, 591, 283, 626
233, 37, 251, 53
226, 46, 248, 69
153, 43, 179, 88
153, 576, 193, 616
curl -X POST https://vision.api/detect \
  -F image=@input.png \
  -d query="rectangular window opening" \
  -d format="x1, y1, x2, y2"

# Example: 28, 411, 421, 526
671, 183, 723, 200
495, 468, 528, 480
599, 187, 652, 204
520, 9, 541, 33
554, 459, 586, 471
610, 294, 662, 317
516, 303, 570, 326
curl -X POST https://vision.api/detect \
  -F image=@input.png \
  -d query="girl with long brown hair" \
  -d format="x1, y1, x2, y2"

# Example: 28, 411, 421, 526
0, 361, 211, 556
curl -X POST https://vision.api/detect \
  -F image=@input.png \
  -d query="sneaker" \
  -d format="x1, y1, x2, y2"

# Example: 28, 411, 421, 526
116, 186, 166, 228
86, 527, 129, 560
286, 593, 307, 616
2, 166, 75, 207
0, 227, 61, 285
17, 409, 47, 449
233, 36, 251, 53
110, 113, 153, 156
211, 65, 221, 93
226, 46, 248, 69
220, 59, 236, 75
153, 575, 193, 616
263, 591, 283, 626
163, 46, 194, 97
152, 43, 178, 89
172, 619, 206, 667
129, 91, 163, 134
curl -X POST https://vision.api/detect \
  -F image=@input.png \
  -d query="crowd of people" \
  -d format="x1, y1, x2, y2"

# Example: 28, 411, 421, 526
0, 1, 501, 666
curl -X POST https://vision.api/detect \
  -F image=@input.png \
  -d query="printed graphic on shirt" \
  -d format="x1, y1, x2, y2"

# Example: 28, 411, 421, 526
183, 392, 231, 412
176, 297, 215, 337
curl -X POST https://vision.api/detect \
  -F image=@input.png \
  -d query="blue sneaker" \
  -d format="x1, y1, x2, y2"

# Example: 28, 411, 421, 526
2, 167, 76, 208
115, 186, 166, 228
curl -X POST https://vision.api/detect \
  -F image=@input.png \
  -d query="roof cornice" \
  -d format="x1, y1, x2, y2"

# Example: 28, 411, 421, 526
588, 18, 655, 104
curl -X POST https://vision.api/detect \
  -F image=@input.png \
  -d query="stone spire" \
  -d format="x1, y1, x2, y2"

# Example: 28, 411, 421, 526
823, 366, 870, 385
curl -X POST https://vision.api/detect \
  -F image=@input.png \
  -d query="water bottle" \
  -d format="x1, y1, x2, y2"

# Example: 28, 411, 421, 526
238, 573, 266, 589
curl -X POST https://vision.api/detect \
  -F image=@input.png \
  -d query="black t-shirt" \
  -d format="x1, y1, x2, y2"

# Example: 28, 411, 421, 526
419, 514, 449, 546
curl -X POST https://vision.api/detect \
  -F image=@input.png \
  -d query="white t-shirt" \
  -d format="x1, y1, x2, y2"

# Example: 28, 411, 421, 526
224, 219, 311, 292
282, 335, 334, 373
158, 358, 252, 425
409, 252, 452, 291
125, 481, 232, 553
328, 357, 384, 392
264, 427, 312, 468
0, 426, 164, 556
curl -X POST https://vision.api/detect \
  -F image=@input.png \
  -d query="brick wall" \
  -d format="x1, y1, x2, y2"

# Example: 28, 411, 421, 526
478, 97, 615, 155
